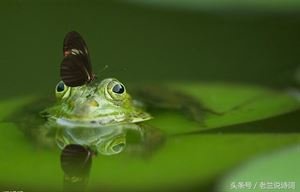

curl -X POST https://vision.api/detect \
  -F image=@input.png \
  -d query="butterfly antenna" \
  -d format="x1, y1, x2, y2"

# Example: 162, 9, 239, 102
99, 65, 109, 74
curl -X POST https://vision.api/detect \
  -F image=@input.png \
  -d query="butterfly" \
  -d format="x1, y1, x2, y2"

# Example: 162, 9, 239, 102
61, 31, 95, 87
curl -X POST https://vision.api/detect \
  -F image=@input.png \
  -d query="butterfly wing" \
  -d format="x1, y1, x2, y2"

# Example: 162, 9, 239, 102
61, 31, 94, 87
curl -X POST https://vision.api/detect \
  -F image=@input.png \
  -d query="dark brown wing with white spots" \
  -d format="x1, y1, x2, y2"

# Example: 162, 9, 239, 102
61, 31, 94, 87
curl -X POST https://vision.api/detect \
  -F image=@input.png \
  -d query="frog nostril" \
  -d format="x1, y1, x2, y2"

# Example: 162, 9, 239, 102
89, 99, 99, 107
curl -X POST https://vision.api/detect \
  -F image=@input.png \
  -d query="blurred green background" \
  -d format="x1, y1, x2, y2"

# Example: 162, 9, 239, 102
1, 0, 300, 98
1, 1, 300, 192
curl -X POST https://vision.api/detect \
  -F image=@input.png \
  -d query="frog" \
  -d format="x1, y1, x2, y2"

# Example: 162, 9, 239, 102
38, 31, 168, 157
45, 78, 152, 155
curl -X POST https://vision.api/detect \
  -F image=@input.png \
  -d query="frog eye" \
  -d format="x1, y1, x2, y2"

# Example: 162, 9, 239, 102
112, 84, 125, 94
55, 81, 71, 99
107, 80, 126, 100
56, 81, 65, 92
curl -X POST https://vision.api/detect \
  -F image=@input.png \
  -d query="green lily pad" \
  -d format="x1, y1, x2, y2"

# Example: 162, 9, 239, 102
217, 144, 300, 192
148, 83, 300, 135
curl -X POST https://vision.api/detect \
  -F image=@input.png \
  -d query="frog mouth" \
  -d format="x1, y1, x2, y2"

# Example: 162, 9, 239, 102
56, 115, 126, 128
55, 111, 151, 128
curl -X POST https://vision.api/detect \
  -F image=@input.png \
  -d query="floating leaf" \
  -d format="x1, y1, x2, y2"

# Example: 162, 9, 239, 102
217, 144, 300, 192
148, 83, 300, 135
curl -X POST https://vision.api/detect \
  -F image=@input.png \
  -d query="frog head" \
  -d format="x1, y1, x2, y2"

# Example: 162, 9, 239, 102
47, 78, 151, 126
